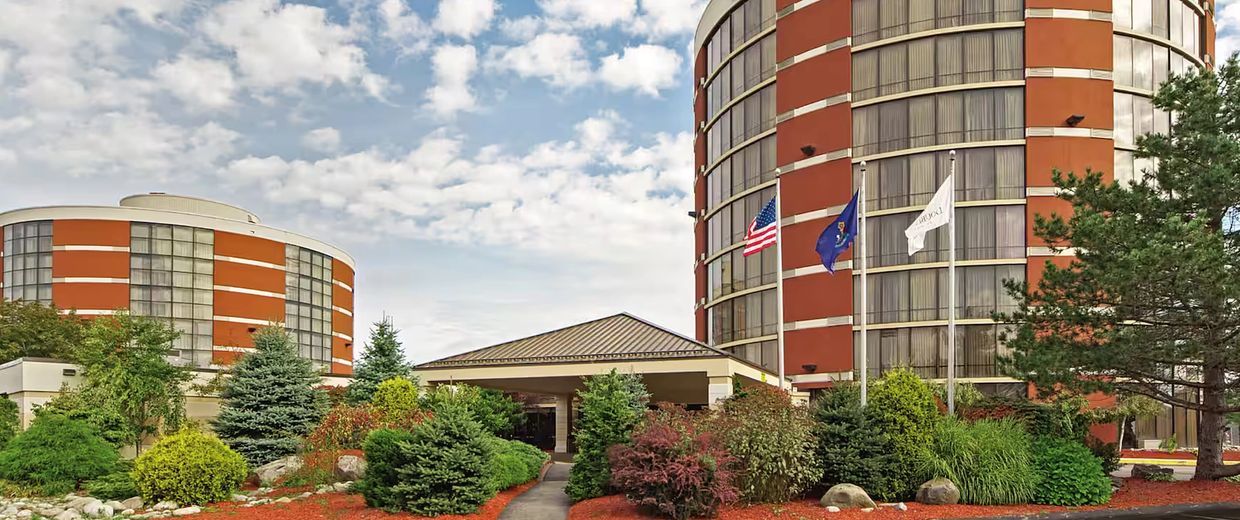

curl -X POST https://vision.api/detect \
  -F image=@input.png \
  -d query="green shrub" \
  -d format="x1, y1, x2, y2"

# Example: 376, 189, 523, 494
1159, 435, 1179, 453
388, 406, 495, 516
867, 368, 940, 499
714, 385, 821, 504
566, 370, 649, 502
1030, 436, 1112, 505
133, 428, 248, 505
86, 461, 138, 501
919, 418, 1038, 505
421, 385, 525, 436
812, 383, 902, 500
1143, 471, 1175, 482
372, 377, 422, 429
485, 437, 547, 493
0, 399, 18, 448
0, 414, 118, 495
357, 428, 416, 511
1086, 437, 1121, 475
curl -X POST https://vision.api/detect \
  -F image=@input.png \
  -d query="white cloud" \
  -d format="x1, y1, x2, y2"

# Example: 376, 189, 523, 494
202, 0, 389, 97
425, 44, 479, 118
1217, 0, 1240, 60
537, 0, 637, 29
0, 49, 10, 84
378, 0, 432, 55
598, 44, 683, 97
152, 56, 237, 110
498, 16, 543, 40
302, 127, 342, 153
486, 33, 592, 88
435, 0, 497, 39
631, 0, 709, 38
220, 111, 692, 266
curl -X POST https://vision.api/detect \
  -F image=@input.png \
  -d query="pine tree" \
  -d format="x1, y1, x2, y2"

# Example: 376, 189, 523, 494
565, 370, 649, 502
347, 317, 414, 404
214, 328, 327, 467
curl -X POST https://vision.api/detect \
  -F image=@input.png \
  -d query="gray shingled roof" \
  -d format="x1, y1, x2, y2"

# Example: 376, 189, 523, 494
416, 313, 727, 368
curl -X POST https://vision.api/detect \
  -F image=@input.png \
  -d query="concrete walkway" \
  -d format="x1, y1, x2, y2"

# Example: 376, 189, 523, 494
498, 462, 573, 520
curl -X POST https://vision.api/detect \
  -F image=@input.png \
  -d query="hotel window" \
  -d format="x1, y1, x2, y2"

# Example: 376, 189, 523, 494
707, 245, 778, 301
706, 84, 776, 164
1114, 92, 1171, 147
707, 34, 777, 120
706, 135, 777, 212
705, 0, 777, 74
852, 0, 1024, 46
707, 288, 778, 350
856, 323, 1012, 378
863, 205, 1025, 268
1113, 0, 1202, 57
1114, 150, 1158, 186
286, 245, 333, 370
706, 186, 777, 256
853, 29, 1024, 101
853, 146, 1025, 211
724, 340, 778, 374
130, 223, 214, 367
854, 264, 1025, 324
852, 88, 1024, 157
1, 221, 52, 305
1113, 35, 1196, 91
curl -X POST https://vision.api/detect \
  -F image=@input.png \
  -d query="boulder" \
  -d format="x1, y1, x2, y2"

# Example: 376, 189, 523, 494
16, 510, 32, 519
120, 497, 144, 511
54, 510, 82, 520
65, 497, 94, 511
172, 506, 201, 516
335, 455, 366, 481
1132, 464, 1174, 480
820, 484, 876, 509
104, 500, 126, 512
81, 500, 112, 518
152, 501, 179, 511
254, 456, 303, 485
916, 478, 961, 505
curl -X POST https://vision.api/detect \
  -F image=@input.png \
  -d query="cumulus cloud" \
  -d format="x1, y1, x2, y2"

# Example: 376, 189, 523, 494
377, 0, 432, 54
631, 0, 710, 38
302, 127, 342, 153
152, 56, 237, 110
537, 0, 638, 29
220, 112, 692, 265
1217, 0, 1240, 60
598, 44, 683, 97
435, 0, 497, 39
202, 0, 389, 97
486, 33, 592, 88
425, 44, 479, 118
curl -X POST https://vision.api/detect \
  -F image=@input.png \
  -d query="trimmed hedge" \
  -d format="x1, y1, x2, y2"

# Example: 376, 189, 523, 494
0, 413, 118, 495
1031, 436, 1112, 506
133, 428, 248, 505
484, 437, 547, 493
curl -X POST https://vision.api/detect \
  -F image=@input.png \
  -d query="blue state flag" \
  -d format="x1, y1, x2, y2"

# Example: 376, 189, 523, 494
815, 192, 860, 274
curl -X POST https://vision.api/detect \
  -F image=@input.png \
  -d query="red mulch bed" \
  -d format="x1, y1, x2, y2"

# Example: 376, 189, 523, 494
1122, 449, 1240, 461
180, 481, 537, 520
570, 480, 1240, 520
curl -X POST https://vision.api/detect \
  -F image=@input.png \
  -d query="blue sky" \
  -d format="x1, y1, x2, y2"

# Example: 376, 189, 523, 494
0, 1, 1236, 364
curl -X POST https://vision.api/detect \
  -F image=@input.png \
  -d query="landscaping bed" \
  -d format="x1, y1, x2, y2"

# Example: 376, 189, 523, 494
569, 480, 1240, 520
1121, 449, 1240, 461
178, 481, 537, 520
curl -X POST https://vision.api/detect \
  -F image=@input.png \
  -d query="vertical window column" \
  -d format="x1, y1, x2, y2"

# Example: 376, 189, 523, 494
1, 221, 53, 304
285, 245, 334, 371
130, 223, 215, 367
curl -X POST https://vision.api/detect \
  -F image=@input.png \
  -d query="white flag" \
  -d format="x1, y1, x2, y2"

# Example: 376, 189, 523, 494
905, 176, 954, 256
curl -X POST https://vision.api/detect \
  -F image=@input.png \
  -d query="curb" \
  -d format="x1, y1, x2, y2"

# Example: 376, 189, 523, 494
1120, 458, 1240, 467
975, 501, 1240, 520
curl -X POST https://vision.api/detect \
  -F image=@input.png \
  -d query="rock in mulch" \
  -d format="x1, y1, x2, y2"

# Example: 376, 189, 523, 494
821, 484, 877, 509
1132, 464, 1174, 480
916, 478, 961, 505
253, 456, 304, 485
335, 455, 367, 481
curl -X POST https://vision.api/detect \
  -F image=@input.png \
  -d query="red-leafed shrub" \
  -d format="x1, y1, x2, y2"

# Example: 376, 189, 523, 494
608, 405, 738, 520
307, 404, 382, 452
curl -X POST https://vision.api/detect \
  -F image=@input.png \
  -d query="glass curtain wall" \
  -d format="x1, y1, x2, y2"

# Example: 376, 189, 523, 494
1, 221, 53, 305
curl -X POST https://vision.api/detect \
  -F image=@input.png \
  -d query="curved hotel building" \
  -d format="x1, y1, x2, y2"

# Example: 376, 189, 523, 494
692, 0, 1216, 404
0, 194, 356, 376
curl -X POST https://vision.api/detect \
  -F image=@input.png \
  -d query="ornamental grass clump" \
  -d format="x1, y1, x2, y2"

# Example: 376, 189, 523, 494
1030, 436, 1113, 505
132, 428, 248, 506
609, 405, 739, 520
713, 385, 820, 504
919, 418, 1039, 505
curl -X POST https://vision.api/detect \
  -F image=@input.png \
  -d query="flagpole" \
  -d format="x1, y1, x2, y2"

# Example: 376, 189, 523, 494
858, 161, 868, 406
775, 175, 786, 390
947, 150, 957, 416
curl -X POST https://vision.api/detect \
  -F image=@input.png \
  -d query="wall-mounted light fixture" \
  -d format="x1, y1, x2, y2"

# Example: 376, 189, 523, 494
800, 145, 816, 157
1065, 114, 1086, 127
801, 363, 818, 373
687, 210, 699, 218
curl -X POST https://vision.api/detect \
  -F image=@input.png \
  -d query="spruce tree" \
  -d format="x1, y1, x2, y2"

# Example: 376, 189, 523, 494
214, 328, 327, 466
565, 370, 649, 502
347, 317, 414, 404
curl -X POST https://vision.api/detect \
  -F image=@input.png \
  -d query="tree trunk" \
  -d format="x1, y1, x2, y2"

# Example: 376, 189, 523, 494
1194, 370, 1240, 479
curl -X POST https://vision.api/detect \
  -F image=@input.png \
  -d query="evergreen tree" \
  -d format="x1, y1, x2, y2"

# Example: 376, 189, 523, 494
214, 328, 327, 466
565, 370, 649, 502
812, 383, 900, 501
1000, 57, 1240, 480
347, 318, 413, 404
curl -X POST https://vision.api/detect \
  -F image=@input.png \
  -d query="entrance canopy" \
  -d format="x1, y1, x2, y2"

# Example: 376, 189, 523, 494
413, 313, 781, 407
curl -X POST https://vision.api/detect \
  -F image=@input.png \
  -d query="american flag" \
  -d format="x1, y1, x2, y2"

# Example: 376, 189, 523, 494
743, 197, 778, 256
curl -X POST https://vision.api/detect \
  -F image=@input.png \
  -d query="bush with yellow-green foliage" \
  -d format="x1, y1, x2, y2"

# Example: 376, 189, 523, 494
133, 428, 248, 505
371, 377, 423, 429
866, 368, 940, 500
